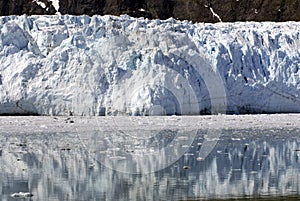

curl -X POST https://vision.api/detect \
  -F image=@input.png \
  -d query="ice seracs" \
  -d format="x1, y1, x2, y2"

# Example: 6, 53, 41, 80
0, 15, 299, 115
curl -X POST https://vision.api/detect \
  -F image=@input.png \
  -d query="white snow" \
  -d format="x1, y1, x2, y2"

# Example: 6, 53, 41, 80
50, 0, 60, 12
32, 0, 60, 14
0, 15, 299, 115
32, 0, 46, 9
209, 7, 223, 22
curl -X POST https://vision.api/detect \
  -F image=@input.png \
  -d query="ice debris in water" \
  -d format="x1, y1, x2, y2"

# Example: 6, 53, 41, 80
11, 192, 34, 198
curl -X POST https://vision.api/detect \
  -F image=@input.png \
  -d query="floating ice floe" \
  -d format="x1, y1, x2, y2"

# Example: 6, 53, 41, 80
11, 192, 34, 198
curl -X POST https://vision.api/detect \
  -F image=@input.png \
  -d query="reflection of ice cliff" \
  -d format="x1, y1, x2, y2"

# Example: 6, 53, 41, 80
0, 15, 300, 115
1, 129, 300, 200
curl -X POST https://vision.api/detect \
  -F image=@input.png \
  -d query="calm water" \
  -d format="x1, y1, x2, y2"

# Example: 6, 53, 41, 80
1, 127, 300, 200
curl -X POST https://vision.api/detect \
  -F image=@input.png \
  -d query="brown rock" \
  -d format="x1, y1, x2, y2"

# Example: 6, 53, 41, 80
0, 0, 56, 15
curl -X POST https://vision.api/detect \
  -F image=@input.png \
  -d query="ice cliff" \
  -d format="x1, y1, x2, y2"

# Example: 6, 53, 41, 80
0, 15, 299, 115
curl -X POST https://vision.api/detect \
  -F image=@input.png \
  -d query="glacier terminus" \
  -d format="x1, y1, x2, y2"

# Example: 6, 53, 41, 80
0, 15, 299, 115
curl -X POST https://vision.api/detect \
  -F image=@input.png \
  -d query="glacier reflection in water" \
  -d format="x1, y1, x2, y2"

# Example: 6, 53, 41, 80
1, 128, 300, 200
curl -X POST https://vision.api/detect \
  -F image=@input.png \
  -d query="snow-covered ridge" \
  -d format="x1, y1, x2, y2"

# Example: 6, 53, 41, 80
0, 15, 299, 115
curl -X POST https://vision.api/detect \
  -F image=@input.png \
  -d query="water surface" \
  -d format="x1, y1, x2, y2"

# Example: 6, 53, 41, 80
1, 125, 300, 200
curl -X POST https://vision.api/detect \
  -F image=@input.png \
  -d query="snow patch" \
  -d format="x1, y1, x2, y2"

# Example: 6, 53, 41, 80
204, 4, 222, 22
50, 0, 60, 13
209, 7, 222, 22
32, 0, 46, 9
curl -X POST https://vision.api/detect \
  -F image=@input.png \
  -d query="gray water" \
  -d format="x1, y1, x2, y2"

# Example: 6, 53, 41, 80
1, 128, 300, 200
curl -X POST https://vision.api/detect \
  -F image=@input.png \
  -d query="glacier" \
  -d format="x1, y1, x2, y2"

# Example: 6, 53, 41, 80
0, 15, 300, 115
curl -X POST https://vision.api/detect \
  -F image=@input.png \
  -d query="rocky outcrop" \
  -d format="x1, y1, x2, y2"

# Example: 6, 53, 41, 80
1, 0, 300, 22
0, 0, 56, 15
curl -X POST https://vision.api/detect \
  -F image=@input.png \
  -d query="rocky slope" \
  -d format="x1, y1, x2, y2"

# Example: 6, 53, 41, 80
1, 0, 300, 22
